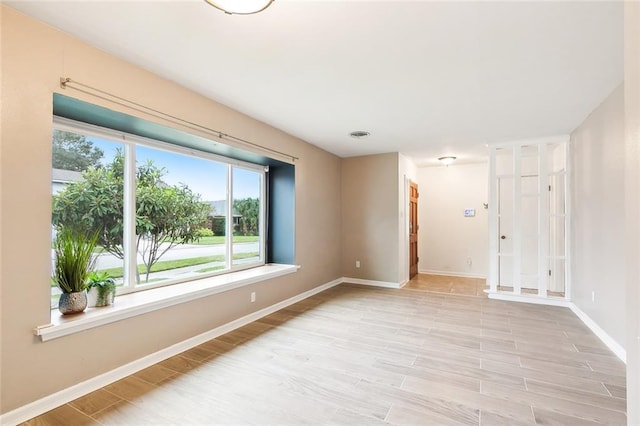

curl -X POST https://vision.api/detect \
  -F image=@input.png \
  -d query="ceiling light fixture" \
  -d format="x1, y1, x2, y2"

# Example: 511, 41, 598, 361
438, 156, 457, 166
204, 0, 274, 15
349, 131, 370, 139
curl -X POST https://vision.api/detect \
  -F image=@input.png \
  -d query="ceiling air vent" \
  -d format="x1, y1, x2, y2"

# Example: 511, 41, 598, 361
349, 131, 370, 138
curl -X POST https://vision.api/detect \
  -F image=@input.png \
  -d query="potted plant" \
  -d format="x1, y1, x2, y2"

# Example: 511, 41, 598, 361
52, 228, 98, 315
86, 271, 116, 307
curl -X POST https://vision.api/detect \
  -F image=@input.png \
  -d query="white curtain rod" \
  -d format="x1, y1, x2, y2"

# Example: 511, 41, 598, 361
59, 77, 299, 163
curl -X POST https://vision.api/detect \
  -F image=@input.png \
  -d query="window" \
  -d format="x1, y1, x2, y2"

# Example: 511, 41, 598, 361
51, 118, 266, 308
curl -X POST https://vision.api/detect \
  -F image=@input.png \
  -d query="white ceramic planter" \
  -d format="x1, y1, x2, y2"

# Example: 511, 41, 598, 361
87, 286, 115, 307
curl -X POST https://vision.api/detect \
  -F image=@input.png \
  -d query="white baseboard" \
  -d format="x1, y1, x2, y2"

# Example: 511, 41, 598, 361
342, 277, 402, 288
418, 269, 486, 279
569, 303, 626, 363
487, 291, 573, 307
0, 278, 343, 426
486, 292, 626, 364
3, 276, 626, 424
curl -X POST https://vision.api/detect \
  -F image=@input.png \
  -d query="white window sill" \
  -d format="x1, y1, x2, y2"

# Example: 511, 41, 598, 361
35, 264, 299, 342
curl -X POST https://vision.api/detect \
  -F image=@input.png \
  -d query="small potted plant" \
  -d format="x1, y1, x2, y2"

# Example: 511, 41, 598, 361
86, 271, 116, 307
52, 228, 98, 315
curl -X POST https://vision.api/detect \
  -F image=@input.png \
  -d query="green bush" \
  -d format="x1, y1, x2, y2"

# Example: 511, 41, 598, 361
211, 217, 226, 236
195, 228, 215, 238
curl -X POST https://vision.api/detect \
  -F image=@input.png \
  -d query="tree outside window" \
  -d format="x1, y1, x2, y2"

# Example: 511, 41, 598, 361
51, 124, 265, 306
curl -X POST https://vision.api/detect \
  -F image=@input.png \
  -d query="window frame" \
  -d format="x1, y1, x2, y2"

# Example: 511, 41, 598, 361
52, 116, 267, 302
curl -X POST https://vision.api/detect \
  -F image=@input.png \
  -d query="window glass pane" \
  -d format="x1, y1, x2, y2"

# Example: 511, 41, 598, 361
134, 145, 227, 285
495, 147, 513, 176
549, 217, 566, 257
521, 175, 538, 195
232, 167, 262, 266
521, 236, 538, 285
51, 130, 124, 307
521, 145, 538, 176
549, 258, 566, 295
521, 194, 539, 238
51, 119, 267, 307
549, 173, 566, 216
498, 255, 513, 288
547, 143, 566, 173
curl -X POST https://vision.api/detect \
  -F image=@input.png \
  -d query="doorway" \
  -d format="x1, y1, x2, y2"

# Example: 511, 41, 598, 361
488, 140, 568, 299
409, 181, 419, 279
498, 175, 539, 291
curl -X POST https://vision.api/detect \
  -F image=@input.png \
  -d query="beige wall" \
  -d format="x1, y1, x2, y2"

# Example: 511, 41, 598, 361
417, 163, 489, 278
0, 6, 342, 413
624, 2, 640, 423
570, 84, 625, 349
341, 153, 400, 284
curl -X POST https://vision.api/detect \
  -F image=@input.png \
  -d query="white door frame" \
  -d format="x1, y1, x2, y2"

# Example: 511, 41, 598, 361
487, 135, 570, 301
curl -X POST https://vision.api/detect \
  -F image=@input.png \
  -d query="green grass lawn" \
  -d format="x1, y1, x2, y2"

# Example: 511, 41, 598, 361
87, 236, 257, 253
95, 252, 260, 279
51, 251, 260, 289
193, 235, 259, 245
194, 265, 226, 273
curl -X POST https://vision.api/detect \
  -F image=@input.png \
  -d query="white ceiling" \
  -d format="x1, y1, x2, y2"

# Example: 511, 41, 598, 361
7, 0, 623, 165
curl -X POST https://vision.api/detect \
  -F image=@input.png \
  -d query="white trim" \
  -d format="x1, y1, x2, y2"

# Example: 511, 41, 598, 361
538, 142, 549, 297
486, 291, 626, 363
489, 135, 570, 149
419, 269, 486, 279
36, 264, 299, 342
123, 142, 137, 293
564, 140, 572, 301
8, 276, 626, 424
226, 165, 234, 268
513, 145, 522, 295
487, 291, 572, 307
53, 116, 264, 171
53, 116, 269, 297
569, 303, 626, 363
488, 136, 571, 300
402, 175, 410, 285
4, 277, 343, 426
488, 147, 498, 292
342, 277, 403, 289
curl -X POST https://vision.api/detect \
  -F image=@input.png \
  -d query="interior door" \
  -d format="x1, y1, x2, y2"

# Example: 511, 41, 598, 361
498, 175, 540, 291
409, 181, 419, 279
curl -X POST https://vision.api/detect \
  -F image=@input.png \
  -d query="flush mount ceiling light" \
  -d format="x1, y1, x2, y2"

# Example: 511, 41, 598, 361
204, 0, 274, 15
349, 131, 371, 139
438, 156, 457, 166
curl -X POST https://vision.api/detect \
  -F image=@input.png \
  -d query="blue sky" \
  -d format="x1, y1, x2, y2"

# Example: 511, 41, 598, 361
90, 137, 260, 201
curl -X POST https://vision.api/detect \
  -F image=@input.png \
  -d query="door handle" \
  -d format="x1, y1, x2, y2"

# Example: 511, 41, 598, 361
501, 235, 506, 240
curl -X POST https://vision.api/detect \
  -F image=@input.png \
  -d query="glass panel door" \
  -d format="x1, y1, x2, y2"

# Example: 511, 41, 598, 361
498, 176, 513, 288
490, 139, 568, 299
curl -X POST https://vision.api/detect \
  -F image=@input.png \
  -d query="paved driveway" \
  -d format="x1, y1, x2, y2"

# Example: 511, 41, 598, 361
94, 241, 260, 269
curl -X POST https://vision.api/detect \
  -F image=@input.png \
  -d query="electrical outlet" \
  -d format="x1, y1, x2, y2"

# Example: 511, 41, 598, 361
355, 260, 361, 268
466, 257, 472, 266
251, 292, 256, 303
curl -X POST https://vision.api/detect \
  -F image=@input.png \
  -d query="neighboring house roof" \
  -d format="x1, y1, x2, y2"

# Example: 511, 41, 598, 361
207, 200, 241, 218
52, 168, 83, 183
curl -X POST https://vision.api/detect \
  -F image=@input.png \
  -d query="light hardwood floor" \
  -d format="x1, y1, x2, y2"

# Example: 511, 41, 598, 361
404, 274, 488, 297
24, 275, 626, 425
